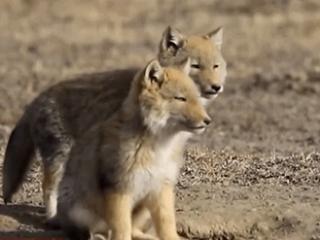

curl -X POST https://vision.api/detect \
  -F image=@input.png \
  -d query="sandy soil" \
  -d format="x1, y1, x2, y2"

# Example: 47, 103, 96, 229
0, 0, 320, 239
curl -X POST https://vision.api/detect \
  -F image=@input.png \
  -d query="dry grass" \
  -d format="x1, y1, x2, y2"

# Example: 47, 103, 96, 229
0, 0, 320, 238
181, 147, 320, 187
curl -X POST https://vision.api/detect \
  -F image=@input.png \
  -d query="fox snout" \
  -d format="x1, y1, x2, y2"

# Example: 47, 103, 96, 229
193, 115, 211, 129
203, 117, 212, 126
210, 84, 223, 93
185, 107, 211, 133
203, 83, 223, 98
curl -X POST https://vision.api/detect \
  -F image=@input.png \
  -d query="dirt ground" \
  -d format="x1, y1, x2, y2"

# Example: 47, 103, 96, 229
0, 0, 320, 239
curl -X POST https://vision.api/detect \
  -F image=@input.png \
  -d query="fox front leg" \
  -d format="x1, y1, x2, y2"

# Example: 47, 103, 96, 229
147, 184, 180, 240
105, 192, 132, 240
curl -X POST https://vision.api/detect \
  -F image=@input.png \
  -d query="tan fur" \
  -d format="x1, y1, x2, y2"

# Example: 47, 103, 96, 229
146, 184, 179, 240
59, 60, 210, 239
61, 27, 225, 238
3, 25, 226, 239
129, 27, 227, 235
43, 165, 63, 219
44, 27, 225, 224
132, 207, 156, 240
158, 26, 227, 102
105, 192, 132, 240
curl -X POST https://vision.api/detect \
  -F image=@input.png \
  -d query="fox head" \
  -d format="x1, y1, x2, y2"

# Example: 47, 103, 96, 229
158, 26, 227, 102
137, 59, 211, 134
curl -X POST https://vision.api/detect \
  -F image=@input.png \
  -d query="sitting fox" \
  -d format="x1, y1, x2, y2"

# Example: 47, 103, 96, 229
2, 26, 226, 227
56, 59, 211, 240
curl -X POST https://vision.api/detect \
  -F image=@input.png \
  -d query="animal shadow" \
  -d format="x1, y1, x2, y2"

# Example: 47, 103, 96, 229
0, 203, 45, 230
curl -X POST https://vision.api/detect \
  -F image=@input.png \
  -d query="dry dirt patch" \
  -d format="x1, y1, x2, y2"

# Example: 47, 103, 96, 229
0, 0, 320, 239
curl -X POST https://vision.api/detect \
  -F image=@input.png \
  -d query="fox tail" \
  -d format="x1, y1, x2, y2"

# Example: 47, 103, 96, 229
2, 114, 35, 203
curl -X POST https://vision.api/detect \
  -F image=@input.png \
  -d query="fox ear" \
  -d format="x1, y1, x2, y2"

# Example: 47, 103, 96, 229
207, 27, 223, 50
160, 26, 185, 56
144, 59, 164, 87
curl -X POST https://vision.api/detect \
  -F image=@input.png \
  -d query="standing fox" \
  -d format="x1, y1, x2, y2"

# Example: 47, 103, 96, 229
57, 59, 211, 240
2, 26, 226, 224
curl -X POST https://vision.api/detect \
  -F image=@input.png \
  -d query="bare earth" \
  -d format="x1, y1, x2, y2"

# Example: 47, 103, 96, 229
0, 0, 320, 239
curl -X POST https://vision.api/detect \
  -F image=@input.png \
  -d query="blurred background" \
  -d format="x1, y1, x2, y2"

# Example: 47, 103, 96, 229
0, 0, 319, 156
0, 0, 320, 237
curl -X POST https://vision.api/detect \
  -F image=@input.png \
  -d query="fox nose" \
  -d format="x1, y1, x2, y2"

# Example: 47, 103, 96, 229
211, 84, 221, 92
203, 117, 212, 126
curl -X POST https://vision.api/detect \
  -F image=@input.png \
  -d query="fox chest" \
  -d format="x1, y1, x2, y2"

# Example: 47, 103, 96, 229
129, 145, 180, 204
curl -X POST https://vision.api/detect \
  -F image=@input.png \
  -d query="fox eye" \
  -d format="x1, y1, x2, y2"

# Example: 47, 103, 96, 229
174, 96, 187, 102
191, 64, 201, 69
213, 64, 219, 69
